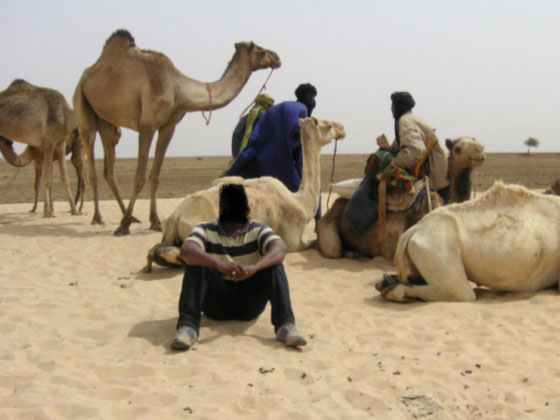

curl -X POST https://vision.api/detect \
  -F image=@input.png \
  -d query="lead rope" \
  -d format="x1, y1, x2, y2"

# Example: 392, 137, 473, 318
326, 139, 339, 210
0, 167, 20, 197
238, 69, 275, 119
201, 83, 214, 125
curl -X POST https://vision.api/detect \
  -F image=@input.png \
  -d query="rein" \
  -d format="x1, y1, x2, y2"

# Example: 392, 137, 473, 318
238, 69, 275, 119
0, 167, 20, 197
326, 138, 339, 210
201, 83, 214, 125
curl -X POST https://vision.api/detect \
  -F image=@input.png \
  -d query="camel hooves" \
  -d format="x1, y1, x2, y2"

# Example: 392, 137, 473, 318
114, 226, 131, 236
375, 273, 399, 297
149, 223, 162, 232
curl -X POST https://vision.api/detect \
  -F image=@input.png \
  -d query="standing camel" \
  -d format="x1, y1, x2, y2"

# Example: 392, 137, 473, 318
73, 29, 282, 235
0, 79, 80, 217
0, 131, 87, 212
317, 137, 486, 260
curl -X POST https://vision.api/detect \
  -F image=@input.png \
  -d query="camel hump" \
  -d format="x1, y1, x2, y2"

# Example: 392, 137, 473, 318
6, 79, 34, 91
103, 29, 136, 51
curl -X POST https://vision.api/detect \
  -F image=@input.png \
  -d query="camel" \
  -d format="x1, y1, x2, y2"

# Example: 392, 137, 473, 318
143, 117, 346, 272
317, 137, 486, 260
0, 131, 87, 212
376, 182, 560, 302
73, 29, 282, 236
0, 79, 80, 217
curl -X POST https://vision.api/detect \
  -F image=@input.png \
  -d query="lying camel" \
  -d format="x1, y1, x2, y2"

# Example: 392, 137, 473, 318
377, 182, 560, 302
143, 117, 346, 272
317, 137, 486, 260
0, 130, 87, 212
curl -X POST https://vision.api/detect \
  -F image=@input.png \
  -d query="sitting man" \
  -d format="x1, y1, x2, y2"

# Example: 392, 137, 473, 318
343, 91, 449, 233
225, 83, 322, 221
171, 183, 307, 351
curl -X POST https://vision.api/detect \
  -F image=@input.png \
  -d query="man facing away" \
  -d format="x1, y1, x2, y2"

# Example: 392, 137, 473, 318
171, 183, 307, 351
225, 83, 321, 220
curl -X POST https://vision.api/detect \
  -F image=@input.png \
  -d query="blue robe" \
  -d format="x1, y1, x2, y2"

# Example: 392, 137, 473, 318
226, 101, 322, 219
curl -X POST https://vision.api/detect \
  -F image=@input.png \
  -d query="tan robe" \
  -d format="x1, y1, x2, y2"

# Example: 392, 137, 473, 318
390, 112, 449, 190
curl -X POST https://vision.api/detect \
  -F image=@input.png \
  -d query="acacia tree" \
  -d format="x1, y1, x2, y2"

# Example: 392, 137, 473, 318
524, 137, 539, 155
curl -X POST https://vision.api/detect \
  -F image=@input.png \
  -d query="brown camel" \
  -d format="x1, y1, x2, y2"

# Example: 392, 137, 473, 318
73, 29, 282, 235
317, 137, 486, 260
0, 131, 87, 212
0, 79, 80, 217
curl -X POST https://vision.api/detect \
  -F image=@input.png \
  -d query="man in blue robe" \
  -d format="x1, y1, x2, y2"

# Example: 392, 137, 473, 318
226, 83, 321, 220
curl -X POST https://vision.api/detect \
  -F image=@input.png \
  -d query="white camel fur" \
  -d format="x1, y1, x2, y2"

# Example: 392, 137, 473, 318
378, 182, 560, 302
73, 29, 281, 235
143, 117, 346, 272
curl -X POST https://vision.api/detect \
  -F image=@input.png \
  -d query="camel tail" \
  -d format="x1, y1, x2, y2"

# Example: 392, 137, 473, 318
393, 224, 420, 280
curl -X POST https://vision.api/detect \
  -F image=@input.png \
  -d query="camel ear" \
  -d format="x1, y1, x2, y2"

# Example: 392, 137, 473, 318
445, 139, 453, 151
249, 41, 255, 50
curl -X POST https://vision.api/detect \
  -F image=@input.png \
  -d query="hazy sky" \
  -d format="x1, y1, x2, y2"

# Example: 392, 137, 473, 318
2, 0, 559, 158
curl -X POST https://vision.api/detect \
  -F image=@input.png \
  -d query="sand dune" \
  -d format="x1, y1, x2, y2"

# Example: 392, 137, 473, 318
1, 194, 559, 419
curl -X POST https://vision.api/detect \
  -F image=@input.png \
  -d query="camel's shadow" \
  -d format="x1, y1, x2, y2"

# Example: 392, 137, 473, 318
0, 215, 158, 239
364, 281, 559, 310
290, 248, 391, 274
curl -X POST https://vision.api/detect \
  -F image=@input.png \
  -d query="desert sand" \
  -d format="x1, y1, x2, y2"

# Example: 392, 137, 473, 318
1, 192, 560, 419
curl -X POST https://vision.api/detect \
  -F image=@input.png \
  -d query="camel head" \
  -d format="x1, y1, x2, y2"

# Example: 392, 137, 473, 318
234, 41, 282, 71
446, 137, 486, 175
300, 117, 346, 147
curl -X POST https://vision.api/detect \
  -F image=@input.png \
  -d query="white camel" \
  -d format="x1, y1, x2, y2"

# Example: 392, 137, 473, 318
143, 117, 346, 272
376, 181, 560, 302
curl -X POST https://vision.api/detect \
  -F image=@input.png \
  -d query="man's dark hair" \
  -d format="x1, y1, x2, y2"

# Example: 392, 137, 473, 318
219, 184, 250, 225
295, 83, 317, 100
391, 91, 415, 119
295, 83, 317, 116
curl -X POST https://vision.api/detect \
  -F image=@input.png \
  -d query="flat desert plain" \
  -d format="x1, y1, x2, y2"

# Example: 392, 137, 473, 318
1, 153, 560, 419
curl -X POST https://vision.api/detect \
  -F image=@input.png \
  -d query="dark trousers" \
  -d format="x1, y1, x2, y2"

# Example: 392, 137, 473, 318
177, 264, 296, 334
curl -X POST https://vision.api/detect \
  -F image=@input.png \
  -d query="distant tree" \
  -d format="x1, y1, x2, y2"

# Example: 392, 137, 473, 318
524, 137, 539, 155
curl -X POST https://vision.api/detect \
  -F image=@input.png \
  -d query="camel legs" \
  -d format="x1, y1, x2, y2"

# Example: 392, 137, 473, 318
114, 126, 157, 236
54, 141, 80, 215
97, 120, 129, 217
81, 128, 104, 225
31, 160, 42, 213
382, 231, 476, 302
147, 123, 177, 231
39, 141, 55, 217
70, 142, 87, 212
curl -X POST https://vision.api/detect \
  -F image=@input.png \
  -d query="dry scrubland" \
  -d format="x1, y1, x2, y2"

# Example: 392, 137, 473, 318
1, 152, 559, 204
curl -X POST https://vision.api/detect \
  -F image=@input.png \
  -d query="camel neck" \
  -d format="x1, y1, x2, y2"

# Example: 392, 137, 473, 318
295, 125, 321, 216
176, 49, 253, 112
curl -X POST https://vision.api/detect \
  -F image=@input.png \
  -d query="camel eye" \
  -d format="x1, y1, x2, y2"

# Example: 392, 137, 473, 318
454, 146, 462, 154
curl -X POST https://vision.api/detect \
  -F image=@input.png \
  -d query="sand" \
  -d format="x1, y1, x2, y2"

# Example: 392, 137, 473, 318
1, 194, 560, 419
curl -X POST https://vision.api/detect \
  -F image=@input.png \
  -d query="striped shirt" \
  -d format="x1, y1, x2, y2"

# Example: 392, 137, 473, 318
185, 219, 281, 269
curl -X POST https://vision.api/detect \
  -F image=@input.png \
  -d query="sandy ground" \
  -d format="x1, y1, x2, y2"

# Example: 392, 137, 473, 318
1, 194, 560, 419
